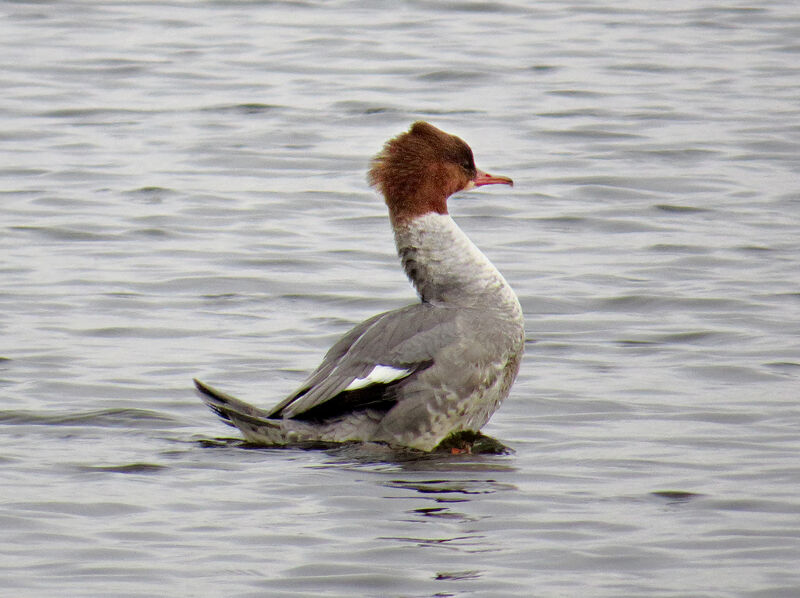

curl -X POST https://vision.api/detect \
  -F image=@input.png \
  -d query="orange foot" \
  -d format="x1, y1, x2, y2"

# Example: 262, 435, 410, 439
450, 444, 472, 455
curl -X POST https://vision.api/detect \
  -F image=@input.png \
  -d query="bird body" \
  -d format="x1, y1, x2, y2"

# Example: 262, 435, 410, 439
196, 122, 524, 452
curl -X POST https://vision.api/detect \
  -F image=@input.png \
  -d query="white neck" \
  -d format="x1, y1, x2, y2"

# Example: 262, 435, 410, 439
393, 212, 522, 318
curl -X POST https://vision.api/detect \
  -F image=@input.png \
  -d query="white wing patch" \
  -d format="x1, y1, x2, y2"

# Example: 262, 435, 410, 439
344, 364, 412, 391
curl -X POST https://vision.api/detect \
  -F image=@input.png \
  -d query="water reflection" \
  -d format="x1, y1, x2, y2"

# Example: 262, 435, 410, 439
386, 478, 517, 496
196, 434, 520, 475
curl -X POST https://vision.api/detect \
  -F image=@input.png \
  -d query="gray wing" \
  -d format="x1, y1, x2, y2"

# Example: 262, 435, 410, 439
267, 302, 468, 421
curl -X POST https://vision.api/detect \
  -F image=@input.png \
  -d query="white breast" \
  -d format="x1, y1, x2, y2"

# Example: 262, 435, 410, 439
394, 212, 522, 319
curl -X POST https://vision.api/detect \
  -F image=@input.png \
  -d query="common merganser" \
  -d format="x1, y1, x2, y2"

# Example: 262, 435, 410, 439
195, 121, 524, 452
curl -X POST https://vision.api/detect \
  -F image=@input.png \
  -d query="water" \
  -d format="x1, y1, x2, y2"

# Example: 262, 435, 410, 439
2, 1, 799, 596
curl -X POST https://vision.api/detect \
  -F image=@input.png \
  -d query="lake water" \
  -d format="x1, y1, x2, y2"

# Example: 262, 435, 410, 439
2, 1, 799, 596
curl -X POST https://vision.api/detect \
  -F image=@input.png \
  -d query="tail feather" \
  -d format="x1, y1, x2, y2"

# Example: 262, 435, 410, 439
193, 378, 279, 430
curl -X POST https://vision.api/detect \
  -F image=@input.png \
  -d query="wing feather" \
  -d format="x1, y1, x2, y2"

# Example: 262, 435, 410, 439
268, 303, 463, 420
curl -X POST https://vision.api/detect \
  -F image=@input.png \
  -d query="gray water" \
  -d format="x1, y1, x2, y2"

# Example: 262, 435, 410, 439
2, 1, 799, 596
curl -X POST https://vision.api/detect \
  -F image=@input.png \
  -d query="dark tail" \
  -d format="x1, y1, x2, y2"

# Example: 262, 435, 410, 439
194, 378, 278, 429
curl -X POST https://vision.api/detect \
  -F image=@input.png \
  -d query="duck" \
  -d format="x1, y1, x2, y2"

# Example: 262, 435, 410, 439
194, 121, 524, 452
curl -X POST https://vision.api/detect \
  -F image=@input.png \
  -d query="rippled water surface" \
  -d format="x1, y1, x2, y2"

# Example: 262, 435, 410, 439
2, 1, 800, 596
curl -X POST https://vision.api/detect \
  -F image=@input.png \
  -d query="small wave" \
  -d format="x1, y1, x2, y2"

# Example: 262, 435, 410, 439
0, 408, 178, 428
651, 490, 703, 504
386, 478, 516, 495
201, 103, 283, 115
418, 70, 488, 83
8, 225, 115, 242
74, 463, 167, 474
654, 204, 710, 213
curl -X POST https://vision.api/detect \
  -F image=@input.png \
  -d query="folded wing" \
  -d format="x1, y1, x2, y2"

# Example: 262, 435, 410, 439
267, 303, 465, 422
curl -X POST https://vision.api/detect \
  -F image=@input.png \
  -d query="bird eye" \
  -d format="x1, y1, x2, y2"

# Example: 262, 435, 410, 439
451, 143, 475, 173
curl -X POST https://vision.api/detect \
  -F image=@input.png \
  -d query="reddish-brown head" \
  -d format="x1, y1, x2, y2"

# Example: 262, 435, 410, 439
368, 121, 513, 225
